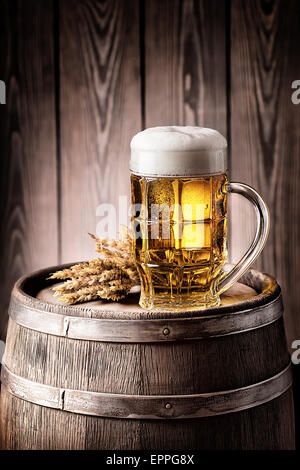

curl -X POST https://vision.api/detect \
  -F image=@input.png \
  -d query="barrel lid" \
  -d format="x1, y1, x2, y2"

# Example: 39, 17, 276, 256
8, 264, 282, 342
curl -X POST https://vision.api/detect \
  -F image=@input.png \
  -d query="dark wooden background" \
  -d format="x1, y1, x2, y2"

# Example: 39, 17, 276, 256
0, 0, 299, 396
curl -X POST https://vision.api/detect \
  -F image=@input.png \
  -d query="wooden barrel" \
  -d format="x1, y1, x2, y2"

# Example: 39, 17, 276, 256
0, 265, 295, 450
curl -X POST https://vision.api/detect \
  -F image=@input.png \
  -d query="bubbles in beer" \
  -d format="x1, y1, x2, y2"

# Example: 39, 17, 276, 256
131, 173, 228, 309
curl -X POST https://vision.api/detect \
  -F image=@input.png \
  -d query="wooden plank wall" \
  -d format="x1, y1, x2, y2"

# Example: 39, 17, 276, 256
0, 0, 299, 357
59, 0, 141, 263
0, 0, 58, 339
144, 0, 227, 136
230, 0, 300, 346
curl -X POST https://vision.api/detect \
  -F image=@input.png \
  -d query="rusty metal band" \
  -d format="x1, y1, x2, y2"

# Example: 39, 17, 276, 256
8, 293, 283, 343
1, 363, 292, 420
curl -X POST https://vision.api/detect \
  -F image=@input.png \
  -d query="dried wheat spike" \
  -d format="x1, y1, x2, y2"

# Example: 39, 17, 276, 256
49, 229, 139, 304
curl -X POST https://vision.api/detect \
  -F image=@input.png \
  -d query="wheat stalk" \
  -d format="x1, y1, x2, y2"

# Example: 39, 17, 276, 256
49, 229, 139, 304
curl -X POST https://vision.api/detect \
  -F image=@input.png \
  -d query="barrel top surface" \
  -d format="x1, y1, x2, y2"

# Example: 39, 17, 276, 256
37, 282, 257, 314
11, 263, 280, 321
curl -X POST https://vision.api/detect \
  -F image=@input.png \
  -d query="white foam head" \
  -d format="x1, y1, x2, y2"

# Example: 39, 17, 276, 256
130, 126, 227, 176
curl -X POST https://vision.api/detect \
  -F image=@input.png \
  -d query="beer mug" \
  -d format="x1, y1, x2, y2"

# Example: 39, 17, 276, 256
130, 126, 269, 311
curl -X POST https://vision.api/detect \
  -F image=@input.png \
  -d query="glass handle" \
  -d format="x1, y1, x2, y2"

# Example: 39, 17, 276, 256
216, 182, 270, 295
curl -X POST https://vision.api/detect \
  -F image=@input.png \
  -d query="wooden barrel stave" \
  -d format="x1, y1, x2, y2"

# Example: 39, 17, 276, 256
0, 388, 294, 450
0, 265, 295, 450
2, 315, 290, 394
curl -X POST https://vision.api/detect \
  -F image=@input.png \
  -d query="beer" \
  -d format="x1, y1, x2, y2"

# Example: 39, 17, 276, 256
130, 126, 269, 311
131, 173, 227, 309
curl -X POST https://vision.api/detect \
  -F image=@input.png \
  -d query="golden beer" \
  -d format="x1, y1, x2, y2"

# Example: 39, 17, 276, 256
131, 173, 228, 309
130, 126, 269, 311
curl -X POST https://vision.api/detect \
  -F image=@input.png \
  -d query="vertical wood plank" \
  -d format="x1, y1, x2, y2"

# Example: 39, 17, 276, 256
0, 0, 58, 339
230, 0, 300, 345
143, 0, 229, 279
59, 0, 141, 263
144, 0, 227, 136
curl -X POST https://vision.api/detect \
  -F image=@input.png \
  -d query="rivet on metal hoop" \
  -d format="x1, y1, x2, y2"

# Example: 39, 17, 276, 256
163, 328, 170, 336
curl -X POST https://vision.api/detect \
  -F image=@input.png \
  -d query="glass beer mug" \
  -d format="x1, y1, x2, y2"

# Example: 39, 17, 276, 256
130, 127, 269, 311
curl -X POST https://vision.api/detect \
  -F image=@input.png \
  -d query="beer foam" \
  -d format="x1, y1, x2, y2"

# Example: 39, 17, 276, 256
130, 126, 227, 152
130, 126, 227, 176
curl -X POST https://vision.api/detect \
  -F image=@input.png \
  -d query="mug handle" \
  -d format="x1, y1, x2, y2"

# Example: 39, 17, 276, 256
216, 182, 270, 295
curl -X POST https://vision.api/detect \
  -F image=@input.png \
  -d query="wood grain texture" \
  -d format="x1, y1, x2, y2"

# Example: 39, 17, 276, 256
59, 0, 141, 263
0, 0, 58, 340
229, 0, 300, 346
37, 281, 258, 307
0, 363, 293, 419
0, 0, 299, 446
144, 0, 227, 136
8, 267, 282, 342
0, 266, 295, 449
0, 385, 295, 450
